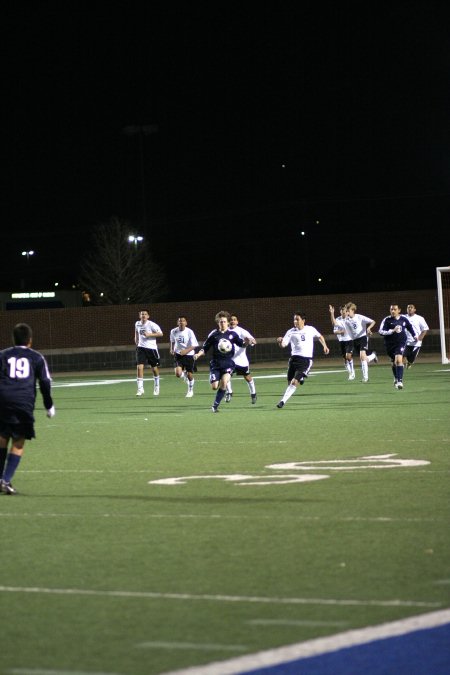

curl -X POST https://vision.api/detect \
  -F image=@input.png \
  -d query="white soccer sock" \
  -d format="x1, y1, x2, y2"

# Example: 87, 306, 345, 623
226, 381, 232, 394
137, 378, 144, 388
247, 379, 256, 394
361, 361, 368, 379
282, 384, 297, 403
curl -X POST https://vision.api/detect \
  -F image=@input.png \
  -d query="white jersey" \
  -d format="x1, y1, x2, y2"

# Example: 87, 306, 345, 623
170, 327, 199, 355
404, 313, 429, 345
135, 320, 162, 349
281, 325, 321, 358
334, 316, 352, 342
230, 325, 255, 367
345, 314, 374, 339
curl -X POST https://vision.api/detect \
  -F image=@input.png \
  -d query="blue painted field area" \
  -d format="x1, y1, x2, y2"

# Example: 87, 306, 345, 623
248, 621, 450, 675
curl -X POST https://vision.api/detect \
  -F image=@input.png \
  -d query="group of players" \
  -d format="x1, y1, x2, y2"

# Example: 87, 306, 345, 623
0, 302, 428, 495
329, 302, 429, 390
134, 302, 429, 413
134, 309, 257, 412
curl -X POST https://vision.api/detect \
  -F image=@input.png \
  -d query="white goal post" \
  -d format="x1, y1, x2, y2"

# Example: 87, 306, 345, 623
436, 266, 450, 364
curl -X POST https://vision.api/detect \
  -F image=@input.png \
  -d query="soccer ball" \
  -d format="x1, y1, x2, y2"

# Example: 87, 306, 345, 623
218, 338, 232, 354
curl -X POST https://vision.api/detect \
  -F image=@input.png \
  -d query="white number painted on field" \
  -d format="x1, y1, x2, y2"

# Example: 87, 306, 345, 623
148, 454, 430, 486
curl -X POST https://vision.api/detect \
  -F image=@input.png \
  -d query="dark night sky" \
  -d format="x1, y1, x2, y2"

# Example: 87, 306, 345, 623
4, 3, 450, 301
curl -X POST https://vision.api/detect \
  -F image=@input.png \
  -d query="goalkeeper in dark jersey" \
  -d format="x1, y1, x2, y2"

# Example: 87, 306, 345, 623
0, 323, 55, 494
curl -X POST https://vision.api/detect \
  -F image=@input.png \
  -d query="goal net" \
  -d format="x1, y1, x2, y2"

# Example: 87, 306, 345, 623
436, 266, 450, 364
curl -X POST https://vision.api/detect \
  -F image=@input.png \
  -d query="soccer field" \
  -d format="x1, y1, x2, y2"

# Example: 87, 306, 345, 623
1, 360, 449, 675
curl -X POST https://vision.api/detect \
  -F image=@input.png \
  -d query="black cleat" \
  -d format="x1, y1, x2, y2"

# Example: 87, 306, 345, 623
225, 392, 232, 403
211, 406, 219, 413
276, 401, 285, 409
251, 393, 257, 404
0, 480, 17, 495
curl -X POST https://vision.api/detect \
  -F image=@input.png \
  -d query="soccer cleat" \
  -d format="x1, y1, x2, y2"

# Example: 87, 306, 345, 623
185, 390, 194, 398
251, 393, 257, 404
371, 352, 378, 364
393, 379, 398, 386
225, 392, 233, 403
0, 480, 17, 495
406, 362, 412, 369
395, 382, 404, 390
299, 377, 305, 385
348, 372, 355, 380
211, 405, 219, 413
362, 377, 369, 383
276, 401, 285, 409
136, 389, 144, 396
153, 386, 160, 396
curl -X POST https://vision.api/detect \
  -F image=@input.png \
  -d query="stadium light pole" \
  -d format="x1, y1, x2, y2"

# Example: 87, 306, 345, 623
122, 124, 158, 237
300, 232, 310, 294
20, 250, 35, 289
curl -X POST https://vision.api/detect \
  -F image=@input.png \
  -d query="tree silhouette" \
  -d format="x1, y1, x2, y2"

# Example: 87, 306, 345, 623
78, 217, 167, 304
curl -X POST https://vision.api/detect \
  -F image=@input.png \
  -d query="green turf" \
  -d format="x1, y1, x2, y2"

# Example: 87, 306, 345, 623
1, 361, 449, 674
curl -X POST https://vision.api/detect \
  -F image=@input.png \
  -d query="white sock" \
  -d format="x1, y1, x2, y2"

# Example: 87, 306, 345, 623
154, 376, 160, 386
361, 361, 368, 379
226, 381, 232, 394
137, 378, 144, 389
247, 379, 256, 394
282, 384, 297, 403
188, 379, 194, 390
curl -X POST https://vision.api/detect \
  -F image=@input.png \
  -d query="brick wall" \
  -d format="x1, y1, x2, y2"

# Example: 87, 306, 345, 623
0, 289, 438, 353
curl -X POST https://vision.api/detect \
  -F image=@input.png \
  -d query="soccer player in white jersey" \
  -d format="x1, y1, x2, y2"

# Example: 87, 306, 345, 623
170, 316, 199, 398
329, 304, 355, 379
134, 310, 163, 396
276, 312, 329, 408
403, 304, 429, 368
225, 314, 257, 404
344, 303, 376, 382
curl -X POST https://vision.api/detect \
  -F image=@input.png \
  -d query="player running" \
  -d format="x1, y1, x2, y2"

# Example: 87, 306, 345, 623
379, 304, 417, 389
225, 314, 257, 404
194, 311, 250, 412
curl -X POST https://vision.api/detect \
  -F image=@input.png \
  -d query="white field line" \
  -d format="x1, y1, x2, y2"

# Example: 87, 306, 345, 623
51, 371, 343, 388
161, 608, 450, 675
0, 512, 445, 523
136, 642, 247, 652
0, 586, 441, 608
247, 619, 349, 627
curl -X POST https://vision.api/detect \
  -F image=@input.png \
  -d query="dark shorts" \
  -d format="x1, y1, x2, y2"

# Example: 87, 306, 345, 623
404, 344, 420, 364
233, 364, 250, 376
173, 354, 195, 373
0, 419, 35, 441
136, 347, 160, 368
386, 342, 407, 361
339, 340, 353, 357
287, 356, 313, 382
352, 336, 369, 353
209, 359, 235, 384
